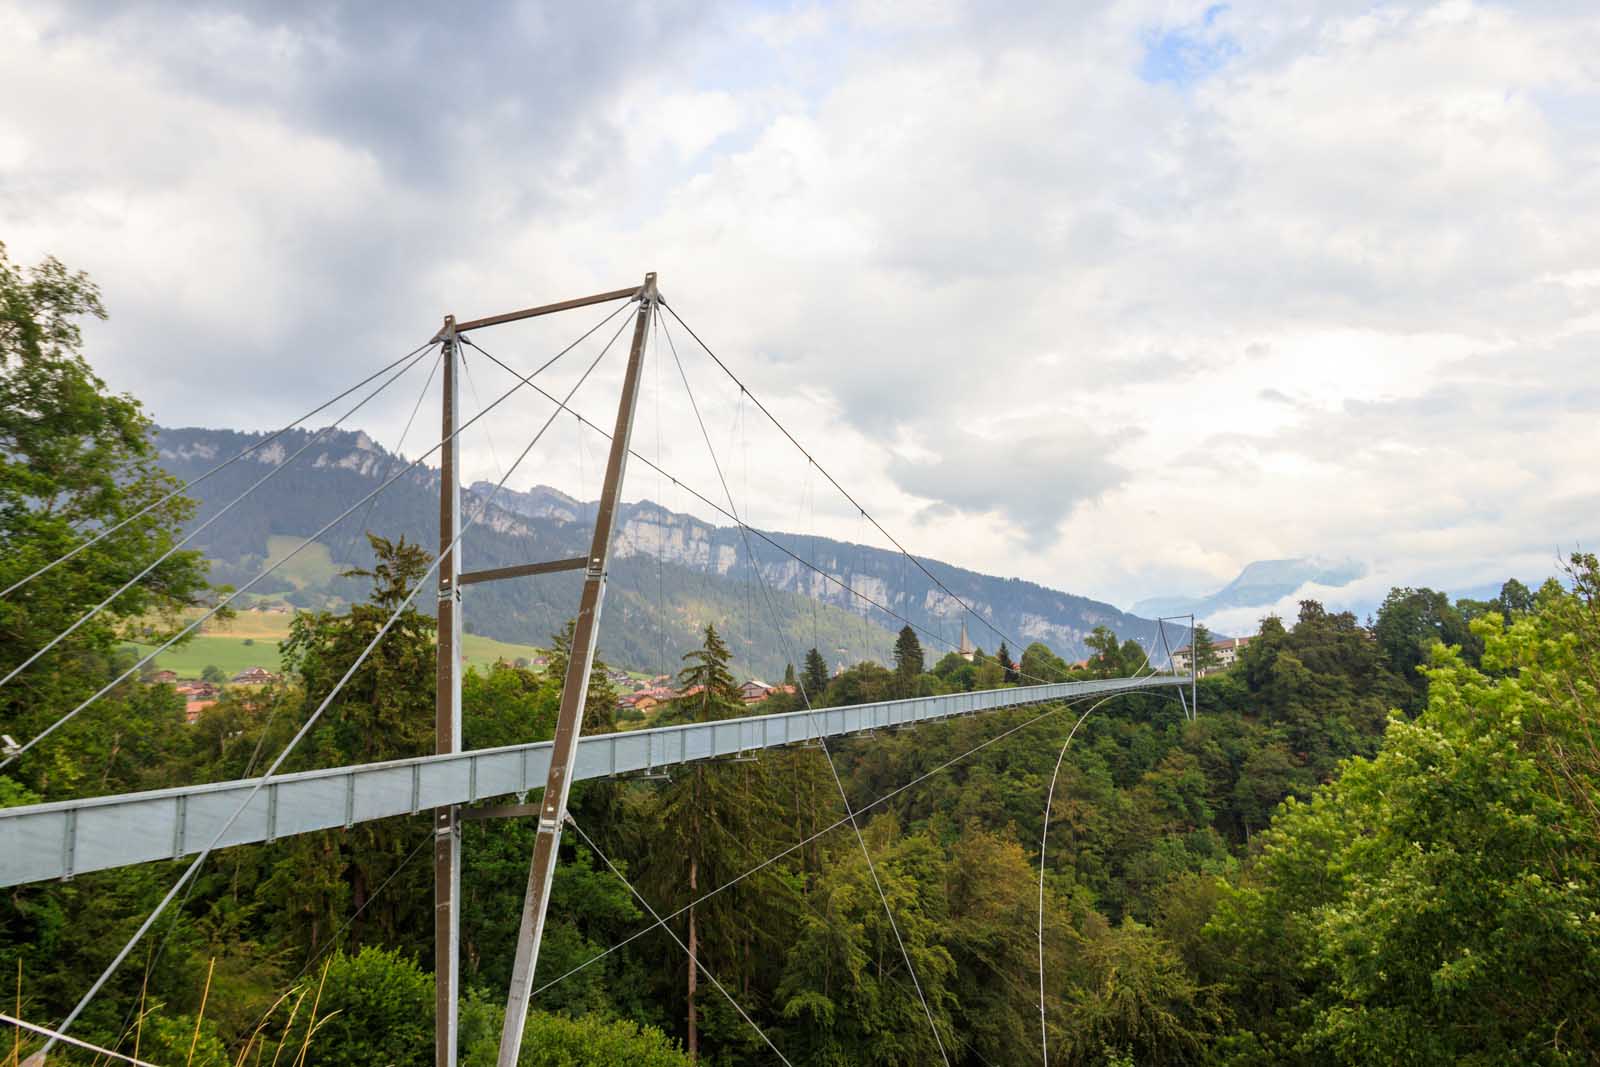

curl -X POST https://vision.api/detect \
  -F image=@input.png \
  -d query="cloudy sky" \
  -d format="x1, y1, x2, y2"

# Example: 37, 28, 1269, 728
3, 0, 1597, 616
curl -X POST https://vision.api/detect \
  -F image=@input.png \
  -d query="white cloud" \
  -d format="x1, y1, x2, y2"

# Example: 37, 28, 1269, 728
2, 0, 1597, 616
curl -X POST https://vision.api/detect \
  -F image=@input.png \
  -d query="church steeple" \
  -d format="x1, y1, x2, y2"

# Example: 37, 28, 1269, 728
958, 619, 975, 661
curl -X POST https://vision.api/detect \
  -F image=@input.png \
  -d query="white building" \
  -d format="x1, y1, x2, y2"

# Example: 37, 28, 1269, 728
1170, 636, 1252, 677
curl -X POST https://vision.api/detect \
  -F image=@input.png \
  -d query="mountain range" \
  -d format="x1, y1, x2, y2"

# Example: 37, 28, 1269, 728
1133, 557, 1368, 626
153, 425, 1163, 677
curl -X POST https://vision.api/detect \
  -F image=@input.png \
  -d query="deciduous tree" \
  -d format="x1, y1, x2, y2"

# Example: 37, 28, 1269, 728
0, 244, 211, 798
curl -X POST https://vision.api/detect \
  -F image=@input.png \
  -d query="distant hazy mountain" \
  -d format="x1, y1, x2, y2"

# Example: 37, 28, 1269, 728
1134, 557, 1368, 624
154, 425, 1164, 675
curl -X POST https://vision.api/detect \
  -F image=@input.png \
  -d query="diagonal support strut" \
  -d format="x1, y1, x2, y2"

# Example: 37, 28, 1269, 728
496, 272, 658, 1067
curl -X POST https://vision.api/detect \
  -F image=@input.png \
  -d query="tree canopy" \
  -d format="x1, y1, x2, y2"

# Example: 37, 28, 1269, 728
2, 250, 1593, 1067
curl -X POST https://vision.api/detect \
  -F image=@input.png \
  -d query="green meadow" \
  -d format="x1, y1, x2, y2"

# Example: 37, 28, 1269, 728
127, 608, 555, 679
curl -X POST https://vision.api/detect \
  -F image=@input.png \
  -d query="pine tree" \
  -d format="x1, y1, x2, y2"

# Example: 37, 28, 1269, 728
273, 535, 440, 952
996, 639, 1018, 684
675, 623, 742, 723
544, 617, 619, 733
802, 646, 829, 703
649, 624, 782, 1061
893, 625, 924, 697
783, 661, 797, 688
1191, 623, 1219, 675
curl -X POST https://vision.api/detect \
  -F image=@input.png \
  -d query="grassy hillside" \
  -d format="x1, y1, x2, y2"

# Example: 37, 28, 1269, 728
125, 608, 562, 679
263, 533, 342, 591
129, 634, 284, 678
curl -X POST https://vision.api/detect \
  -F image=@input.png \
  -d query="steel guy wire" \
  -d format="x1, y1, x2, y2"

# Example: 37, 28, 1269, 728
661, 300, 1026, 662
91, 372, 494, 1059
334, 342, 445, 570
1154, 616, 1196, 719
2, 1012, 167, 1067
2, 300, 634, 772
699, 750, 972, 1056
804, 462, 818, 653
466, 337, 992, 674
566, 815, 795, 1066
40, 306, 630, 1056
98, 614, 448, 1042
652, 309, 668, 680
661, 317, 951, 1066
0, 339, 435, 601
459, 340, 1065, 690
459, 347, 506, 481
529, 684, 1165, 999
0, 342, 437, 694
112, 808, 434, 1058
285, 831, 433, 987
1036, 691, 1119, 1066
1154, 618, 1188, 718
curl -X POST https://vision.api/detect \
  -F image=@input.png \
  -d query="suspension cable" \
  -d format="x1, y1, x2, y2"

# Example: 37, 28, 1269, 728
661, 314, 950, 1062
1, 339, 435, 600
460, 339, 1061, 689
2, 301, 633, 772
335, 343, 446, 569
288, 831, 433, 986
0, 342, 436, 693
2, 1012, 166, 1067
566, 815, 795, 1066
1036, 692, 1117, 1065
530, 687, 1141, 999
660, 300, 1026, 658
459, 348, 505, 478
652, 310, 668, 680
40, 308, 629, 1055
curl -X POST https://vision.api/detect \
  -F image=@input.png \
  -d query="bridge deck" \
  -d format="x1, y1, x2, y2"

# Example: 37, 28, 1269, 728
0, 676, 1182, 887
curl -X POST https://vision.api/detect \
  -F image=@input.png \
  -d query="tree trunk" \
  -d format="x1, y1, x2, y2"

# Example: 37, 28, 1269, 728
688, 854, 699, 1063
348, 845, 368, 946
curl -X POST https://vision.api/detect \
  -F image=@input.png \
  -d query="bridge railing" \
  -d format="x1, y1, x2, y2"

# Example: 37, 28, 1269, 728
0, 675, 1184, 887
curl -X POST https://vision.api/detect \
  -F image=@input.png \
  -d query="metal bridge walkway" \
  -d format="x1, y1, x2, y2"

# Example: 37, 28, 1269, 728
0, 675, 1182, 888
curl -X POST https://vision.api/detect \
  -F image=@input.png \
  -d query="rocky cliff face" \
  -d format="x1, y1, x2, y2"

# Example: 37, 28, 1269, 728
488, 482, 1158, 660
153, 425, 1161, 669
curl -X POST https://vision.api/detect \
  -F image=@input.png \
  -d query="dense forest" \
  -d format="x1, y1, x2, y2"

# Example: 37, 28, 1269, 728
3, 245, 1598, 1065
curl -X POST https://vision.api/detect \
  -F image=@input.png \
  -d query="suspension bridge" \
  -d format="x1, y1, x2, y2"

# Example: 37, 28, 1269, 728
0, 274, 1196, 1067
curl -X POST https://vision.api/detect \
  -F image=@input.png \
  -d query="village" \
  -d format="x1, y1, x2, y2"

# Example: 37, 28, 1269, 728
145, 654, 803, 726
615, 677, 798, 716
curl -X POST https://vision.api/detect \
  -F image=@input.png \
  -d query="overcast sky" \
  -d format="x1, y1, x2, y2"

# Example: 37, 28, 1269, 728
3, 1, 1596, 614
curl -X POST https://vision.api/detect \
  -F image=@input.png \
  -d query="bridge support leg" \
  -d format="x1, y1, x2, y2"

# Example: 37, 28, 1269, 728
497, 274, 657, 1067
436, 318, 463, 1067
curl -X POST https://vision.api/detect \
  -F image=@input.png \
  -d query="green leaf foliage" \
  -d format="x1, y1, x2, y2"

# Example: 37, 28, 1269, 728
4, 250, 1595, 1066
1208, 555, 1600, 1065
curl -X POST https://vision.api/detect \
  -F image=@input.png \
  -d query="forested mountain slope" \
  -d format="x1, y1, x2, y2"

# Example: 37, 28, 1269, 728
153, 424, 1158, 674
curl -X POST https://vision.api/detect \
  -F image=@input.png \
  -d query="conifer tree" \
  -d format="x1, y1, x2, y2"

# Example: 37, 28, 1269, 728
893, 625, 924, 697
996, 639, 1018, 684
544, 617, 619, 733
648, 622, 781, 1061
675, 623, 742, 722
1190, 623, 1219, 675
273, 535, 439, 951
802, 646, 829, 702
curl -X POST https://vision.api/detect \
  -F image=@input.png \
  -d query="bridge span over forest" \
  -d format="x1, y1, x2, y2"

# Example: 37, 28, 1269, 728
1, 274, 1195, 1067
